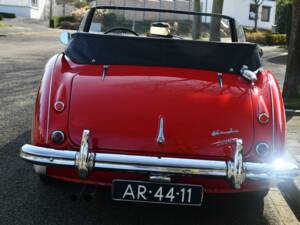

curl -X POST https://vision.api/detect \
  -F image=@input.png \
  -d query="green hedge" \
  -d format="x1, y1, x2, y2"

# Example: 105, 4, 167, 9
0, 12, 16, 18
276, 0, 292, 35
50, 16, 77, 28
246, 33, 287, 45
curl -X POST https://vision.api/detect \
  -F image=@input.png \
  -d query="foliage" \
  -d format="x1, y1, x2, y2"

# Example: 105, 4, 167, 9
50, 16, 77, 28
0, 12, 16, 18
73, 0, 89, 9
60, 21, 80, 30
276, 0, 292, 44
0, 15, 2, 21
71, 6, 89, 18
284, 98, 300, 110
246, 32, 287, 45
0, 21, 9, 28
56, 0, 91, 9
55, 0, 75, 5
92, 10, 125, 30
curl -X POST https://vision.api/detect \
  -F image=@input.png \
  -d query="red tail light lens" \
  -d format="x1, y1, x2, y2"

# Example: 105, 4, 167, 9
258, 113, 270, 124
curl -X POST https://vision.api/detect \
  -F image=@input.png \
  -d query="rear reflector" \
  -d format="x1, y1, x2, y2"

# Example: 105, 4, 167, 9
51, 130, 65, 145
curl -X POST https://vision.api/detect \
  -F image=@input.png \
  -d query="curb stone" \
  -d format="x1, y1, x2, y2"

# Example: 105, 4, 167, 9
267, 188, 300, 225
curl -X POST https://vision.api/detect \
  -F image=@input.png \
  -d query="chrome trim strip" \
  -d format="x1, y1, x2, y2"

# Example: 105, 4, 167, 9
46, 54, 60, 144
20, 130, 299, 189
75, 130, 94, 178
20, 143, 299, 189
101, 65, 109, 80
149, 175, 171, 183
227, 139, 245, 189
268, 74, 275, 154
156, 117, 165, 144
217, 72, 223, 88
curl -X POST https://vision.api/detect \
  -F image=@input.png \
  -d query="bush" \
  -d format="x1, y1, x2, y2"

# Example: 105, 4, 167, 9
276, 0, 292, 35
0, 15, 2, 21
60, 21, 80, 30
0, 12, 16, 18
246, 32, 287, 45
73, 0, 89, 9
50, 16, 78, 28
50, 16, 60, 28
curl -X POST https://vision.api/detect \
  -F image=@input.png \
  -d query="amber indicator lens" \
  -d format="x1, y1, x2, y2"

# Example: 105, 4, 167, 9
54, 101, 65, 112
51, 130, 65, 145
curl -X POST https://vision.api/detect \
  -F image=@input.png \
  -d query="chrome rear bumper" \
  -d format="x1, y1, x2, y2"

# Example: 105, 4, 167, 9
20, 130, 299, 189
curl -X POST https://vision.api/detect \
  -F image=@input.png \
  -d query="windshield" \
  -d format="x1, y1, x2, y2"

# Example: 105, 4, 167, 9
84, 7, 234, 43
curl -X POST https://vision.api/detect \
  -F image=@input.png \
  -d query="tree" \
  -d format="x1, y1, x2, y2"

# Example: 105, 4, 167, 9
252, 0, 264, 32
56, 0, 76, 16
49, 0, 53, 26
210, 0, 224, 41
283, 0, 300, 104
212, 0, 224, 14
276, 0, 293, 36
192, 0, 201, 40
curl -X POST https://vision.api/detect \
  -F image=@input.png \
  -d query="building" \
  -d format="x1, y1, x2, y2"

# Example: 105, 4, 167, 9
216, 0, 276, 30
0, 0, 47, 19
97, 0, 277, 30
0, 0, 276, 29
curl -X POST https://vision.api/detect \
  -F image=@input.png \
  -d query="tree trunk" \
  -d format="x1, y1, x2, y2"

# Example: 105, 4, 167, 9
283, 0, 300, 101
210, 0, 224, 41
212, 0, 224, 13
192, 0, 201, 40
49, 0, 53, 27
254, 4, 259, 32
62, 1, 66, 17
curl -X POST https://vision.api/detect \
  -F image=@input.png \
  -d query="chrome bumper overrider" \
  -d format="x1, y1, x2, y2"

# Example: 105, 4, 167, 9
20, 130, 299, 189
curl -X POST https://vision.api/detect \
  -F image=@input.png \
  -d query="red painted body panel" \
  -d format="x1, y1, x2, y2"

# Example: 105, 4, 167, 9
68, 66, 254, 158
32, 54, 286, 193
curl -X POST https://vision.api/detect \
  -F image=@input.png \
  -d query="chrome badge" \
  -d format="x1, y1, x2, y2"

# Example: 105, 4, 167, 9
156, 117, 165, 144
211, 128, 239, 137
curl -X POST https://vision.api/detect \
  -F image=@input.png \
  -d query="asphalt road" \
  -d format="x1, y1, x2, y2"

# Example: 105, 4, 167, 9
0, 30, 297, 225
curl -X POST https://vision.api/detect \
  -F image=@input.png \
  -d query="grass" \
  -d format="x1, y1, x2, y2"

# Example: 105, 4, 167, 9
285, 98, 300, 110
278, 45, 288, 49
0, 21, 9, 28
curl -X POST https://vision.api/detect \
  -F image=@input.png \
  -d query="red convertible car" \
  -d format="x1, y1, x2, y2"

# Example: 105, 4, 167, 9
20, 6, 299, 206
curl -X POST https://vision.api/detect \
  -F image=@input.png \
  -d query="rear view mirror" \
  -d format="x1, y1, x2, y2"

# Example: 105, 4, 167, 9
60, 32, 71, 45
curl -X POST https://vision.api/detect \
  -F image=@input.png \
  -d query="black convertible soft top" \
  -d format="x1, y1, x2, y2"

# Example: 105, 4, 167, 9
65, 32, 261, 74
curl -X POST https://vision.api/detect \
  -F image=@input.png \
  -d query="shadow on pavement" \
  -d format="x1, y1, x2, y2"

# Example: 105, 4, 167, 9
267, 54, 287, 65
285, 110, 300, 122
0, 131, 270, 225
286, 112, 294, 122
279, 181, 300, 221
